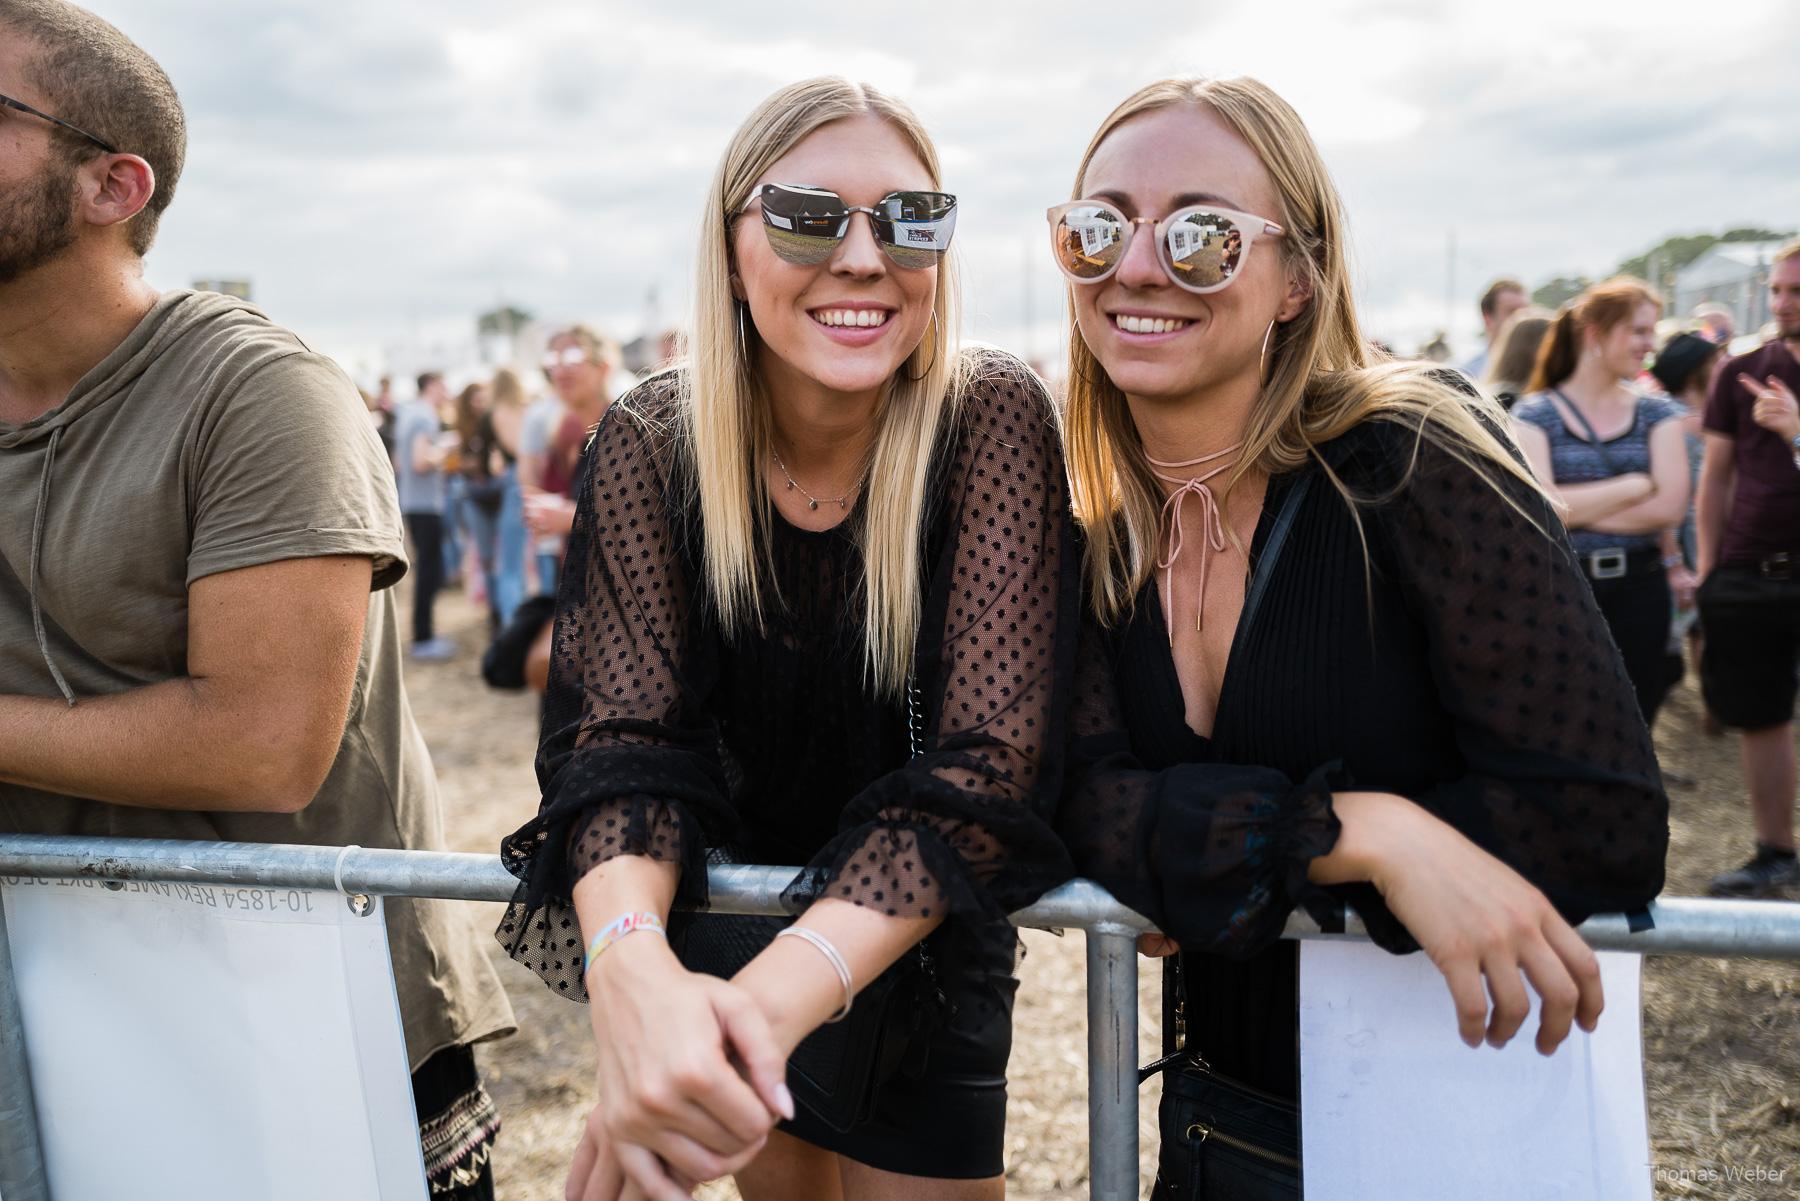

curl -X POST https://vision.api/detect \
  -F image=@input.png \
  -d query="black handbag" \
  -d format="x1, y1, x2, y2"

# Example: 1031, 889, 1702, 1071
1142, 956, 1300, 1201
480, 595, 556, 689
671, 675, 947, 1133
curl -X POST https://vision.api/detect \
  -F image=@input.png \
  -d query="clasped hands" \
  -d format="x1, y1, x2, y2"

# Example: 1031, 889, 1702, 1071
567, 933, 794, 1201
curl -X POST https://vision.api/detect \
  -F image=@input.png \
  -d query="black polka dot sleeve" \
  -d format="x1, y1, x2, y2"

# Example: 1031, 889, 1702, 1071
1343, 420, 1669, 951
496, 376, 730, 997
781, 355, 1080, 924
496, 357, 1081, 998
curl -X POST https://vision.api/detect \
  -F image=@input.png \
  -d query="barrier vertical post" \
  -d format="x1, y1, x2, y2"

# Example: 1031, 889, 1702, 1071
1086, 921, 1140, 1201
0, 895, 52, 1201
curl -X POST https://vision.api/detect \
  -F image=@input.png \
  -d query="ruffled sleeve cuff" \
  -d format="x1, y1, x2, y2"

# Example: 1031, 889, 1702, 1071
780, 766, 1075, 927
496, 735, 737, 1000
1150, 760, 1349, 959
494, 793, 711, 1001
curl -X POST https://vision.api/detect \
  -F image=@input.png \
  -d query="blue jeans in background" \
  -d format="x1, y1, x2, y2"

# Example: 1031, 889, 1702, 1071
535, 548, 561, 600
443, 474, 468, 582
465, 469, 527, 629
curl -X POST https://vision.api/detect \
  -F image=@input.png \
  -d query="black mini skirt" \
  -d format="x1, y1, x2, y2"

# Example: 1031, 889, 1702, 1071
780, 921, 1019, 1180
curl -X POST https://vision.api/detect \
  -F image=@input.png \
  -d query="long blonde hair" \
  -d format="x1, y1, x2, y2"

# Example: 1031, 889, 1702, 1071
1063, 77, 1545, 622
490, 366, 528, 412
675, 76, 963, 696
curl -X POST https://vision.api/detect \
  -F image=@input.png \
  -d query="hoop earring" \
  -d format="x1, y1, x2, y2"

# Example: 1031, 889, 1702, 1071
904, 312, 939, 382
736, 301, 750, 361
1259, 319, 1276, 385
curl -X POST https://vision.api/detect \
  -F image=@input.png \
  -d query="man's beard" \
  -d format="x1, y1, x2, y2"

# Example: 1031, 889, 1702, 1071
0, 160, 79, 286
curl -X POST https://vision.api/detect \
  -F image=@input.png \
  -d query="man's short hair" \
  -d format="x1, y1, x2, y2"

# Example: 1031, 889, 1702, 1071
1479, 277, 1527, 317
1774, 240, 1800, 267
416, 372, 443, 396
0, 0, 187, 256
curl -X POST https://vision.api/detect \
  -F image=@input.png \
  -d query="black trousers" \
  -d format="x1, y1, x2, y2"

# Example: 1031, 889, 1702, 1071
405, 511, 445, 643
1588, 569, 1673, 725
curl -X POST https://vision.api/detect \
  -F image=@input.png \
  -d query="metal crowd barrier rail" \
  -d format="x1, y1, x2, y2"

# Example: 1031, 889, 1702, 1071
2, 835, 1799, 1201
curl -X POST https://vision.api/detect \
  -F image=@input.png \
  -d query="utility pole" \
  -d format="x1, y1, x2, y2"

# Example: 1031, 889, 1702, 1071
1022, 233, 1034, 365
1445, 229, 1457, 343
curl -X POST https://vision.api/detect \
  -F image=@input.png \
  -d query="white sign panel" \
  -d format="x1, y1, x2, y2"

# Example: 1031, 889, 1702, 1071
2, 877, 427, 1201
1300, 941, 1650, 1201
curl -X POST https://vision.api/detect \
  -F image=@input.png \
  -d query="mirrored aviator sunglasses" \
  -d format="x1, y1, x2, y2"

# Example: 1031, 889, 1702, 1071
1044, 199, 1283, 294
744, 183, 957, 270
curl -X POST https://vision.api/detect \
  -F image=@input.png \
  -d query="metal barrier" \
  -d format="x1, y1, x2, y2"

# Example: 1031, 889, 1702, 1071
2, 834, 1799, 1201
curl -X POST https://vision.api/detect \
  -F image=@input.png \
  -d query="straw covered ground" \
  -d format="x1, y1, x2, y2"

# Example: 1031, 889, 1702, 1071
408, 589, 1797, 1200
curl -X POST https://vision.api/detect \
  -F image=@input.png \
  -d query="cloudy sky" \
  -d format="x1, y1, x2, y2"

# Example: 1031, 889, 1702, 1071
87, 0, 1800, 383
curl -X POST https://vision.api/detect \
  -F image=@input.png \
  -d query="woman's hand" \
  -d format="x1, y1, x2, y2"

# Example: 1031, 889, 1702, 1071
1313, 792, 1604, 1056
565, 1118, 695, 1201
577, 933, 793, 1201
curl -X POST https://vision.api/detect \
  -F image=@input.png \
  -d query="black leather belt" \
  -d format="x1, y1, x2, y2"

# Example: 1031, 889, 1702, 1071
1580, 546, 1663, 580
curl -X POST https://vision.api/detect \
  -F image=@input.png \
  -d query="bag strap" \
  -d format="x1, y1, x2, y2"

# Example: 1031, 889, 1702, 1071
905, 673, 924, 760
1239, 469, 1314, 637
1548, 388, 1625, 476
1140, 466, 1316, 1084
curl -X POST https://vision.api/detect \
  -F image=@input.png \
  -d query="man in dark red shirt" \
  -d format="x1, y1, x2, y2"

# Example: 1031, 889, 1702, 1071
1695, 240, 1800, 897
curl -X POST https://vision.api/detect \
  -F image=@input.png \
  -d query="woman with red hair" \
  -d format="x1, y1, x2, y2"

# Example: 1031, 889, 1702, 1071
1513, 277, 1690, 724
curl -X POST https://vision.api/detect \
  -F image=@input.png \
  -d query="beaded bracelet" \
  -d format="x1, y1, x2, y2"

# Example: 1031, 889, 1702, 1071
583, 911, 666, 975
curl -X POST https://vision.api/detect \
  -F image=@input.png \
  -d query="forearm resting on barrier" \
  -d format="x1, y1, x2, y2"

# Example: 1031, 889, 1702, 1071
0, 557, 371, 813
735, 897, 941, 1054
1308, 791, 1604, 1055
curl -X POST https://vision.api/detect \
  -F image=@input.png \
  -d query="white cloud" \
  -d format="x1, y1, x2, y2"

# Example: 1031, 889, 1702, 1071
75, 0, 1800, 371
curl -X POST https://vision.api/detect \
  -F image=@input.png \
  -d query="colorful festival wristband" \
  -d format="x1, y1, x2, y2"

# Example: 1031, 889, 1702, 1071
583, 911, 666, 974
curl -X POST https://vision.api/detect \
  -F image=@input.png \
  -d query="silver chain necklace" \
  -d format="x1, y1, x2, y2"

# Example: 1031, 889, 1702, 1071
771, 448, 851, 512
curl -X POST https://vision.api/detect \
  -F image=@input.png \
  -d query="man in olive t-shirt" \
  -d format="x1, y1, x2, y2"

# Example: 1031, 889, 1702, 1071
0, 6, 512, 1196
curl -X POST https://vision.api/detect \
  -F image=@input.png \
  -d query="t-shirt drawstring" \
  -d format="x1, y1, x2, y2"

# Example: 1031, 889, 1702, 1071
29, 425, 76, 706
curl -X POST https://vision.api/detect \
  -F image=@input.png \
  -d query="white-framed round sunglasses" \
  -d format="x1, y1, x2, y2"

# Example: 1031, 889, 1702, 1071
1045, 199, 1284, 294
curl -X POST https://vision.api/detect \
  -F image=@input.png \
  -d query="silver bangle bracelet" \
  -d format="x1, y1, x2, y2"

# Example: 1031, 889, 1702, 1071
774, 926, 854, 1022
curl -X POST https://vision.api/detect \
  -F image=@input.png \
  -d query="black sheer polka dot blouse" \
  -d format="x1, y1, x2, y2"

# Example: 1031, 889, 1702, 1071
1056, 414, 1670, 1098
498, 351, 1080, 998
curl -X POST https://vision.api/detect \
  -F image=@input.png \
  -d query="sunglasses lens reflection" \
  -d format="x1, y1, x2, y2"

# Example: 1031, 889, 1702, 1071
872, 192, 956, 270
1163, 209, 1243, 291
1052, 204, 1127, 282
756, 185, 956, 269
758, 185, 849, 266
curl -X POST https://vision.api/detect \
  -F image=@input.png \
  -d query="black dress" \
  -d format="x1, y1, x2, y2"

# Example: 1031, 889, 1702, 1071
497, 351, 1079, 1177
1058, 415, 1669, 1099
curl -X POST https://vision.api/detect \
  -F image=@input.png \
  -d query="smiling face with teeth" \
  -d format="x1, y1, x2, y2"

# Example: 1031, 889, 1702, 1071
730, 113, 939, 407
1072, 104, 1308, 420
